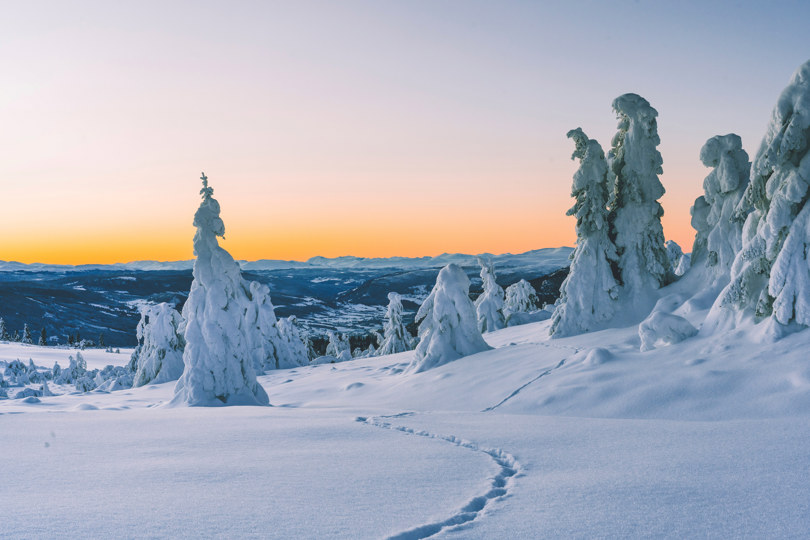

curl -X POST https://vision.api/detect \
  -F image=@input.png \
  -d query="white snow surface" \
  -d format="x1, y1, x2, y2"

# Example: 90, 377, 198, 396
3, 279, 810, 538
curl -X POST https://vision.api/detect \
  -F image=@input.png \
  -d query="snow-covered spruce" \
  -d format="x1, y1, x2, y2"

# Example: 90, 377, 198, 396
378, 292, 415, 355
325, 331, 352, 362
715, 60, 810, 327
474, 257, 505, 333
607, 94, 671, 305
689, 134, 751, 279
504, 279, 539, 317
171, 173, 269, 406
130, 303, 186, 388
276, 316, 312, 364
665, 241, 686, 276
551, 128, 620, 337
409, 263, 491, 373
246, 281, 306, 371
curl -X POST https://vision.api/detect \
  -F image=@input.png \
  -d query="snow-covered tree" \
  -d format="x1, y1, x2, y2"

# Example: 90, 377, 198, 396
38, 328, 47, 347
665, 241, 684, 275
325, 331, 352, 362
716, 60, 810, 326
474, 257, 505, 333
0, 318, 8, 341
689, 134, 751, 276
551, 128, 620, 336
171, 173, 269, 406
276, 316, 311, 364
245, 281, 306, 371
503, 279, 539, 316
130, 303, 186, 387
607, 94, 671, 301
378, 292, 414, 355
21, 324, 32, 344
409, 263, 491, 373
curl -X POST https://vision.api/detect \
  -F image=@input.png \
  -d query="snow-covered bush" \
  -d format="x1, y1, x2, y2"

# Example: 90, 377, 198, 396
690, 134, 751, 276
171, 173, 269, 407
638, 295, 698, 352
325, 331, 352, 362
474, 258, 505, 333
276, 316, 312, 364
715, 60, 810, 326
4, 359, 28, 385
503, 279, 539, 316
52, 361, 61, 381
75, 375, 96, 393
378, 292, 414, 355
551, 128, 620, 336
409, 264, 491, 373
607, 94, 671, 300
95, 365, 135, 392
130, 303, 186, 387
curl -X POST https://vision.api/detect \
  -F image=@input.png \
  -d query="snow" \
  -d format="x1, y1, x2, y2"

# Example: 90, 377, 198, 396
171, 174, 268, 407
473, 257, 505, 333
130, 303, 185, 387
378, 292, 415, 355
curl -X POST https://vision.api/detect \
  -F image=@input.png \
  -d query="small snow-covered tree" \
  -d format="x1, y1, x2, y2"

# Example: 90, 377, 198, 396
0, 318, 8, 341
409, 263, 491, 373
665, 241, 684, 275
246, 281, 305, 371
690, 134, 751, 276
171, 173, 269, 406
38, 328, 47, 347
503, 279, 539, 316
716, 60, 810, 325
325, 330, 352, 362
12, 330, 20, 342
276, 316, 311, 364
378, 292, 414, 355
551, 128, 620, 336
130, 303, 186, 387
474, 257, 505, 333
607, 94, 671, 300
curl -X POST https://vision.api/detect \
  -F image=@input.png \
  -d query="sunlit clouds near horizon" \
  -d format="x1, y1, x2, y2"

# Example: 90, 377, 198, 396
2, 1, 809, 264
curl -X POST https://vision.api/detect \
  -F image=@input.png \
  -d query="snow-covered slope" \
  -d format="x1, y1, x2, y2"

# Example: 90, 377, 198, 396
2, 293, 809, 537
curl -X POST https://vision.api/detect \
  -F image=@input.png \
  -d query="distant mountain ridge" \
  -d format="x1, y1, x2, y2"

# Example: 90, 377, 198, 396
0, 247, 573, 273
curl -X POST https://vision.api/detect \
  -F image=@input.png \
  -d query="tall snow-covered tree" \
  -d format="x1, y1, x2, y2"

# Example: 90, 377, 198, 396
39, 328, 47, 347
689, 134, 751, 277
131, 303, 186, 387
551, 128, 620, 337
474, 257, 505, 333
716, 60, 810, 326
0, 318, 8, 341
171, 173, 269, 406
607, 94, 671, 301
378, 292, 414, 355
409, 264, 491, 373
246, 281, 305, 371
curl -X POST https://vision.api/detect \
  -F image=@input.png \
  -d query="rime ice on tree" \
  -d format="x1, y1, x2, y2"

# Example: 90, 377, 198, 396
474, 257, 505, 333
130, 303, 186, 387
171, 173, 269, 406
689, 134, 750, 278
409, 264, 491, 373
607, 94, 670, 304
378, 292, 414, 355
715, 60, 810, 327
246, 281, 305, 371
551, 128, 620, 337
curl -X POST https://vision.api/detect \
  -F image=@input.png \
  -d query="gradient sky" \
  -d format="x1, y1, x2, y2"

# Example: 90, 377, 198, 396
2, 1, 809, 264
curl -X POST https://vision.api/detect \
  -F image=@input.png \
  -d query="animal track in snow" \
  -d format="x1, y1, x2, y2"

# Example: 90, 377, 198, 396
356, 414, 520, 539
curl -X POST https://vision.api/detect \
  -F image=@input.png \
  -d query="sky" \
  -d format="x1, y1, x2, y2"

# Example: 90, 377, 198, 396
1, 0, 809, 264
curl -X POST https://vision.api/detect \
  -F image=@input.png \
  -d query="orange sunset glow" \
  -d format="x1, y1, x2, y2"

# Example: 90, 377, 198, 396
1, 2, 803, 265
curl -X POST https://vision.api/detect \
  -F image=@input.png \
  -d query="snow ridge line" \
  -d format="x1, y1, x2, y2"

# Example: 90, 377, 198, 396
481, 357, 566, 412
355, 414, 520, 540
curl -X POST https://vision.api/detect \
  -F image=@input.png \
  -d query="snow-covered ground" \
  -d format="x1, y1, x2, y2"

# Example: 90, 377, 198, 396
3, 308, 809, 538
